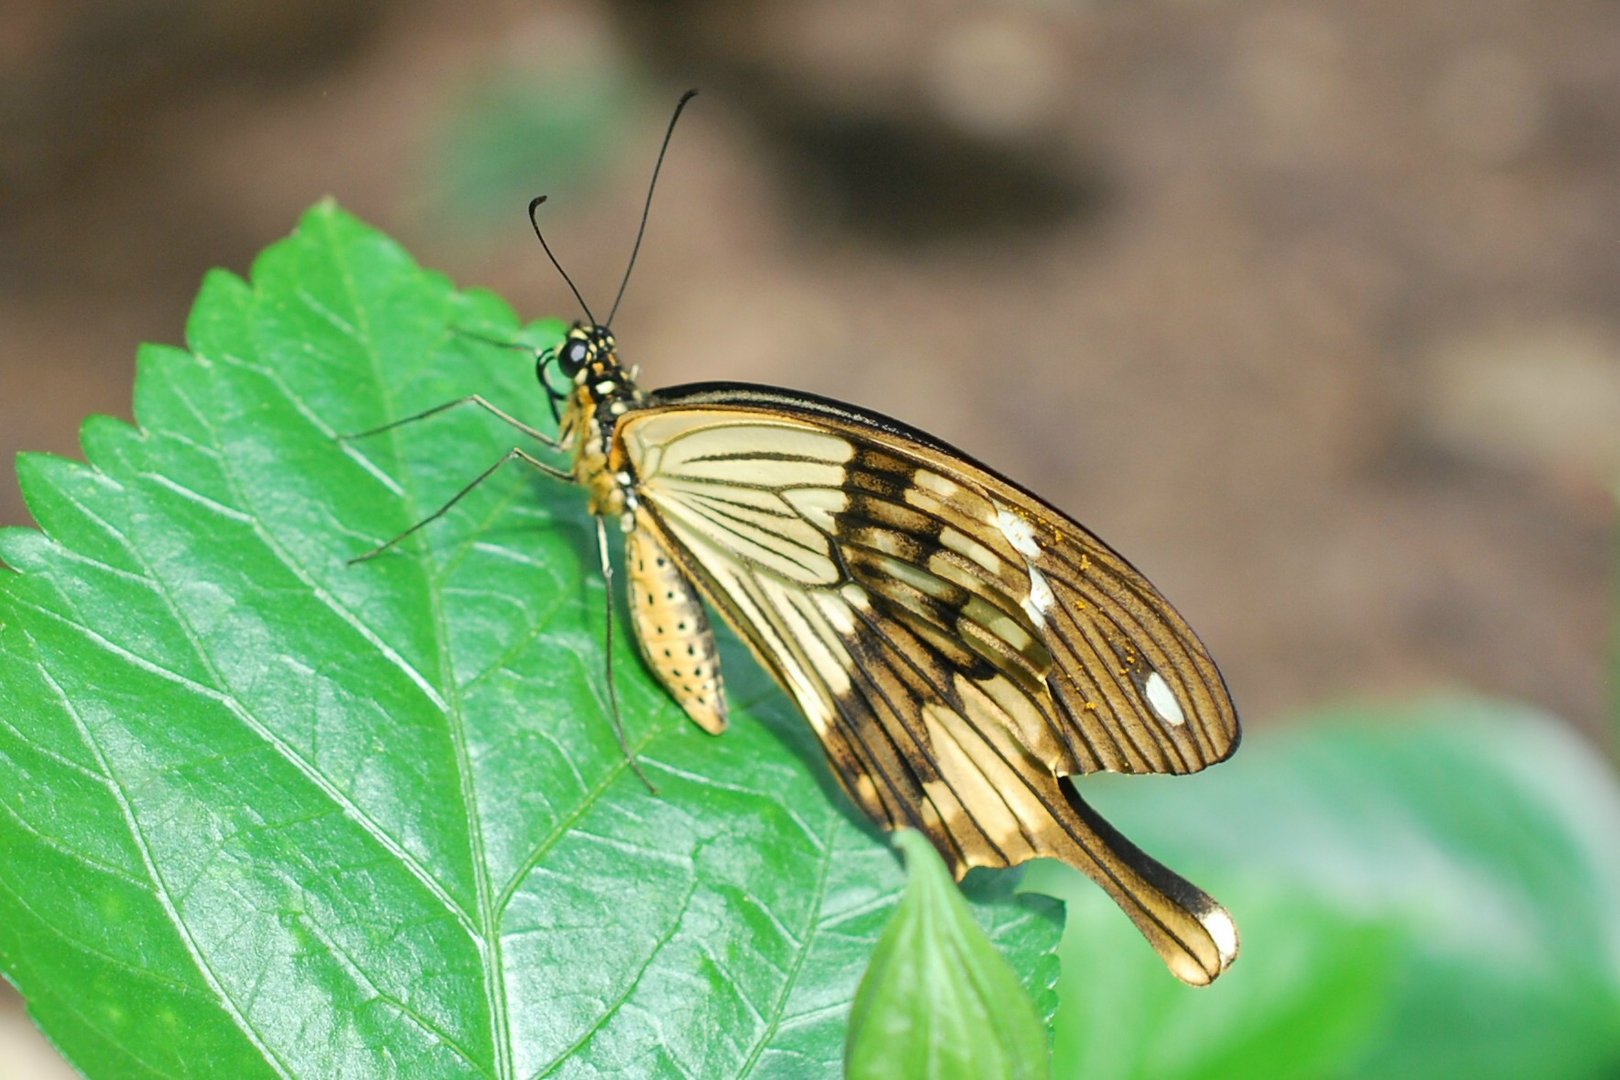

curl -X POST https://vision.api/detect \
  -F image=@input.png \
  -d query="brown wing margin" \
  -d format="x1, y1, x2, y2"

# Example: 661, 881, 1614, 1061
829, 574, 1238, 984
1036, 536, 1238, 775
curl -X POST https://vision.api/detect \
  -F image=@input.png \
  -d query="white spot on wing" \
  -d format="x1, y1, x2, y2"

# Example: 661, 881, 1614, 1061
1144, 671, 1186, 727
995, 503, 1052, 628
996, 507, 1041, 558
1206, 906, 1239, 967
1021, 565, 1054, 625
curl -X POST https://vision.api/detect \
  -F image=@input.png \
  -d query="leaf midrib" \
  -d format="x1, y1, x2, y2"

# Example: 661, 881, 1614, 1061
326, 212, 515, 1079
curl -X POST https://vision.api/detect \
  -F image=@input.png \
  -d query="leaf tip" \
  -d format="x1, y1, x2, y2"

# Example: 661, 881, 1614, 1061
847, 829, 1052, 1079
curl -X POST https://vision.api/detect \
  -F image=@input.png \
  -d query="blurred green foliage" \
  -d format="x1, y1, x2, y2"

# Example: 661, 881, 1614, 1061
1029, 699, 1620, 1079
426, 67, 636, 233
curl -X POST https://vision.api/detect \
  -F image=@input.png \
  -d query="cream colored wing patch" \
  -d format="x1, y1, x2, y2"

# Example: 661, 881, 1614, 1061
620, 413, 852, 586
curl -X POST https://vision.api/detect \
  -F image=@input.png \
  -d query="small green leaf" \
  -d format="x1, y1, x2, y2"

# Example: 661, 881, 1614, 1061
0, 202, 1062, 1078
847, 831, 1050, 1080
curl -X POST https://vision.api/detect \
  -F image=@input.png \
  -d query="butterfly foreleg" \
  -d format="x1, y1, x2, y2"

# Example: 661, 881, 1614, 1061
347, 447, 571, 564
342, 394, 563, 450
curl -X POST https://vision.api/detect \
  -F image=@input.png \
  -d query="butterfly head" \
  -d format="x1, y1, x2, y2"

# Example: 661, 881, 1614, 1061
547, 321, 644, 447
537, 322, 622, 401
554, 322, 619, 383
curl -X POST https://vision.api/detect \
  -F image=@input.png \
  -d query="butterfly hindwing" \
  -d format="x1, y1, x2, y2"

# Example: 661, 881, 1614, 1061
613, 386, 1240, 984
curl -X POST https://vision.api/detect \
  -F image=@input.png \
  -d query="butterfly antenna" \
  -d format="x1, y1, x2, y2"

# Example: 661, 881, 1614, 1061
528, 195, 597, 326
606, 88, 699, 326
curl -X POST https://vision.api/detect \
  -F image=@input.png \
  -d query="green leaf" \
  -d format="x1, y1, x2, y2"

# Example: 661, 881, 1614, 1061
1029, 698, 1620, 1080
846, 831, 1050, 1080
0, 202, 1062, 1078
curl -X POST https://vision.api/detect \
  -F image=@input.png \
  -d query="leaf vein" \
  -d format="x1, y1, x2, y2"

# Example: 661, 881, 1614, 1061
14, 597, 479, 939
318, 219, 514, 1078
735, 805, 840, 1078
32, 656, 297, 1078
529, 875, 701, 1079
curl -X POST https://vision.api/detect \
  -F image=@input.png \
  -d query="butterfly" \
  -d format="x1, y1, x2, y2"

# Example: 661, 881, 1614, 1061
351, 91, 1241, 985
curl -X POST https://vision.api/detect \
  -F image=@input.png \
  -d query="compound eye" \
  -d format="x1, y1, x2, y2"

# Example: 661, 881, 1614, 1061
558, 337, 590, 376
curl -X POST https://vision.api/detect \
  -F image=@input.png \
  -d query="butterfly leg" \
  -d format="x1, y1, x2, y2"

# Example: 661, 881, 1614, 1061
347, 447, 570, 563
595, 516, 659, 794
342, 395, 563, 450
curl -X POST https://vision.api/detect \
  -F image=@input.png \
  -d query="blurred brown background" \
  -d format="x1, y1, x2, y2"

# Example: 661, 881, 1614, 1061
3, 1, 1617, 1074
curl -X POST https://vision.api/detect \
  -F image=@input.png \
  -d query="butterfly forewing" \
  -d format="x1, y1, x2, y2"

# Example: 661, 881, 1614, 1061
622, 385, 1239, 778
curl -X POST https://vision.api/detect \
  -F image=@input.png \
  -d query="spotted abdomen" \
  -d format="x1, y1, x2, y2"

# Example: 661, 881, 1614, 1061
626, 525, 728, 734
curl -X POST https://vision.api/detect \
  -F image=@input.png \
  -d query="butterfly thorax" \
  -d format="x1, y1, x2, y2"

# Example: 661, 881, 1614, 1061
552, 320, 733, 735
555, 323, 647, 521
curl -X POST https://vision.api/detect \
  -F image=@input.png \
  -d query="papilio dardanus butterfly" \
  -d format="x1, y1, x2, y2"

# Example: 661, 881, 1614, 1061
354, 92, 1240, 985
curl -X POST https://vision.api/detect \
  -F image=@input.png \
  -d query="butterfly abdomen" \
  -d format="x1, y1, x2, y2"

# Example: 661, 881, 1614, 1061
552, 325, 729, 732
626, 525, 728, 734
